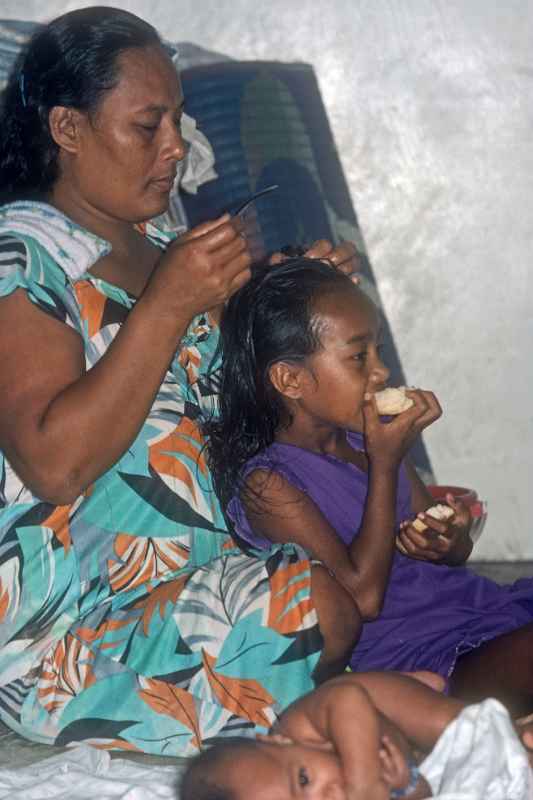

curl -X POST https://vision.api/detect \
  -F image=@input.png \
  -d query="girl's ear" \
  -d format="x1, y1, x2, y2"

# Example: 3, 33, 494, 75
268, 361, 305, 400
48, 106, 87, 154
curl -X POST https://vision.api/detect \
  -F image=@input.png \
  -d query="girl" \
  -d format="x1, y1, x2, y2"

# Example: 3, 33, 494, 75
207, 257, 533, 715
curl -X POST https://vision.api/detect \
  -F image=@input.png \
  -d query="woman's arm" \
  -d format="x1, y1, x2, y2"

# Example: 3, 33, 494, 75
0, 217, 250, 504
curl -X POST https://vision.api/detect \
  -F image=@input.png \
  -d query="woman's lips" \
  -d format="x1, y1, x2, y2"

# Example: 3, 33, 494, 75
150, 174, 176, 191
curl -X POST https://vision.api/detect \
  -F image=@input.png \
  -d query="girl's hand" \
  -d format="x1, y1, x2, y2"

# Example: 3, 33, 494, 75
147, 214, 252, 321
396, 494, 473, 564
363, 389, 442, 472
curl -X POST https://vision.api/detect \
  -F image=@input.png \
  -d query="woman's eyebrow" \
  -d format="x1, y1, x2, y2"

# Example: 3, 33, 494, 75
138, 100, 185, 114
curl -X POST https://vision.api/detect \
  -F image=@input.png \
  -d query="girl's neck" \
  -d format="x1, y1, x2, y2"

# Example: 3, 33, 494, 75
275, 418, 349, 457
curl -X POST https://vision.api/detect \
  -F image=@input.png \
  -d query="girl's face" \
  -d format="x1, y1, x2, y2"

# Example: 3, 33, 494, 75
54, 45, 186, 224
294, 286, 389, 433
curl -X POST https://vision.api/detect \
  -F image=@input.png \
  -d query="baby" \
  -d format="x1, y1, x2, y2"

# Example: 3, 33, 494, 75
179, 672, 462, 800
180, 670, 533, 800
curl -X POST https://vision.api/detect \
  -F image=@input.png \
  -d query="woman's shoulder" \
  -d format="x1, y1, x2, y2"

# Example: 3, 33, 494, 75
0, 201, 110, 283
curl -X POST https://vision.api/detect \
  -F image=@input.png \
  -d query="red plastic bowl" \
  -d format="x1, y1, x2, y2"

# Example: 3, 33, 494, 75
428, 484, 482, 516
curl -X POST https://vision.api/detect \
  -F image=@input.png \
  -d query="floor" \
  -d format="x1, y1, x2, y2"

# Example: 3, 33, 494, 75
468, 560, 533, 583
0, 561, 531, 770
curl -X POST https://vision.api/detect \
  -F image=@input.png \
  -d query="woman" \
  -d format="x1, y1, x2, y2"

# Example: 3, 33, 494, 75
0, 7, 359, 756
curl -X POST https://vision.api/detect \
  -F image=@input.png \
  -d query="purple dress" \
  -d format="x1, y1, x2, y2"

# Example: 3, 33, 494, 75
227, 431, 533, 677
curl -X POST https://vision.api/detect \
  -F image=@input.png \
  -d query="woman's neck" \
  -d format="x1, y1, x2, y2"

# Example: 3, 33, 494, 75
48, 183, 135, 250
47, 184, 161, 297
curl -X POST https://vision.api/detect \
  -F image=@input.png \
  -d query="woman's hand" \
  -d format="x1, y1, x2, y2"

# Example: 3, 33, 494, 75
303, 239, 361, 277
269, 239, 361, 279
146, 213, 252, 322
363, 389, 442, 472
396, 493, 473, 565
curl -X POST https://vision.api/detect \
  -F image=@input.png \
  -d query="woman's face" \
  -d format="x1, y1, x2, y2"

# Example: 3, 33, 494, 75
60, 45, 186, 224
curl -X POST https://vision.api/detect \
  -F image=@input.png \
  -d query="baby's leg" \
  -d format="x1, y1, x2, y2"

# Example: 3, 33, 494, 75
310, 564, 362, 684
449, 622, 533, 716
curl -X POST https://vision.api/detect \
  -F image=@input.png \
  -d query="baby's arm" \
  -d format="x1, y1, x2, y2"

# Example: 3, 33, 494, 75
275, 672, 464, 760
345, 671, 465, 751
273, 676, 392, 799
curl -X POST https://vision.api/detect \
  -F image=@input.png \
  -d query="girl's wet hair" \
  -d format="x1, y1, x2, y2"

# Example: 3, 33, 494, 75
0, 6, 162, 200
206, 257, 359, 511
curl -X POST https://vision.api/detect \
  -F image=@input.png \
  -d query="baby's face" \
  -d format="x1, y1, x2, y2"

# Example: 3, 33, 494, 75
214, 721, 426, 800
216, 739, 347, 800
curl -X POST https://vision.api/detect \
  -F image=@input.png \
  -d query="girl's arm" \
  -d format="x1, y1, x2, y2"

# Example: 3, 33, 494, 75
243, 469, 374, 614
243, 392, 442, 620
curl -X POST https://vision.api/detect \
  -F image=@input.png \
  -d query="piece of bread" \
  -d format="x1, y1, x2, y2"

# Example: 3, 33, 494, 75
411, 503, 454, 532
374, 386, 414, 415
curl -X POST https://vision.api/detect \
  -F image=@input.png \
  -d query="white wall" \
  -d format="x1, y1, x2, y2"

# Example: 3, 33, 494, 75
5, 0, 533, 559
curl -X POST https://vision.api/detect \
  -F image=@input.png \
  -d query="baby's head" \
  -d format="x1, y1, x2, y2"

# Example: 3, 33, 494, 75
209, 257, 387, 507
179, 735, 346, 800
179, 727, 431, 800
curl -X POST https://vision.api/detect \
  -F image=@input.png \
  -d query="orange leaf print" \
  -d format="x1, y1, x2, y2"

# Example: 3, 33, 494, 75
135, 574, 189, 635
108, 535, 188, 594
76, 614, 133, 646
150, 420, 208, 479
268, 559, 313, 635
0, 580, 9, 623
178, 345, 201, 387
202, 650, 274, 728
74, 280, 107, 338
42, 505, 71, 553
90, 739, 142, 753
37, 634, 96, 715
139, 678, 201, 749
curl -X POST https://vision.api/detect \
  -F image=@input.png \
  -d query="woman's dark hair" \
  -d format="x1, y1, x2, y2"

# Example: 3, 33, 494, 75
0, 6, 162, 200
179, 738, 259, 800
206, 257, 358, 511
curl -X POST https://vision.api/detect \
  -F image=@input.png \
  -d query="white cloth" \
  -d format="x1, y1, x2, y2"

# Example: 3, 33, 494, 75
421, 699, 533, 800
0, 745, 186, 800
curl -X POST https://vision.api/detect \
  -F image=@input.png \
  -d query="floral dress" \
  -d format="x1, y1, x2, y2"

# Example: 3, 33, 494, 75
0, 202, 320, 756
